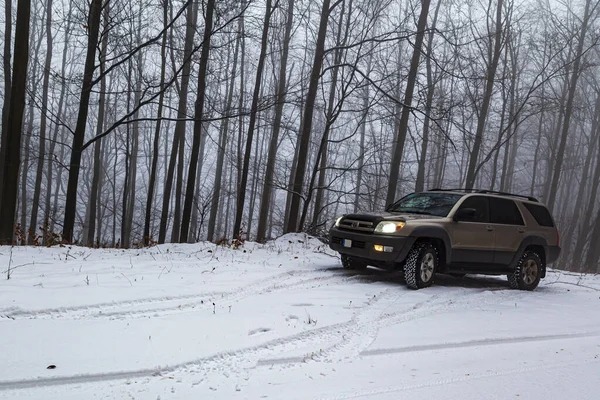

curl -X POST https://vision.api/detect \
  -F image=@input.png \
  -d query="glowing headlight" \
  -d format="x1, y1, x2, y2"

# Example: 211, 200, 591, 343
374, 221, 405, 234
334, 216, 343, 227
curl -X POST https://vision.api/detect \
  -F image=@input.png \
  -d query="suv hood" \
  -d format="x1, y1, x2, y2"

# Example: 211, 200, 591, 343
341, 212, 444, 223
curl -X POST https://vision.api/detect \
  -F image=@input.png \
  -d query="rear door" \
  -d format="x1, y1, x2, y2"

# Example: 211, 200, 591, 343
451, 196, 495, 264
489, 197, 526, 265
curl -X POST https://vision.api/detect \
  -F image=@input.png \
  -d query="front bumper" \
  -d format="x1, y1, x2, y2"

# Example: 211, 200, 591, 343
329, 227, 415, 264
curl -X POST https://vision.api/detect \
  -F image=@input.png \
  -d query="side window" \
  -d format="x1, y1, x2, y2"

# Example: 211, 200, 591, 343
489, 197, 524, 225
523, 203, 555, 227
457, 196, 489, 223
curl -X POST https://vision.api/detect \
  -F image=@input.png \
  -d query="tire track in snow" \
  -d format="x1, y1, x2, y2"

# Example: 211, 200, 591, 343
1, 269, 350, 320
360, 330, 600, 357
0, 284, 398, 391
306, 287, 534, 363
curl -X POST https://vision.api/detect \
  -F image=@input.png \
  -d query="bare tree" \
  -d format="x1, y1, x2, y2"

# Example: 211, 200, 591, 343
179, 0, 216, 243
0, 0, 31, 244
286, 0, 338, 233
62, 0, 104, 243
386, 0, 431, 204
144, 0, 170, 245
233, 0, 273, 239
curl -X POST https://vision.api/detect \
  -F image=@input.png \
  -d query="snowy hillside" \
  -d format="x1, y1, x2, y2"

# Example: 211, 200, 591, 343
0, 234, 599, 399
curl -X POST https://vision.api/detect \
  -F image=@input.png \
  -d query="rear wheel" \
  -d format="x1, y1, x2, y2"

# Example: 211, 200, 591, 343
340, 254, 368, 270
508, 251, 542, 291
404, 242, 438, 290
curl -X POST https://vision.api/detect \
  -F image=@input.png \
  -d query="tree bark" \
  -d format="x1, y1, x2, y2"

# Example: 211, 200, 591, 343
62, 0, 103, 243
232, 0, 273, 239
0, 0, 13, 211
465, 0, 504, 189
415, 0, 442, 193
86, 1, 110, 247
386, 0, 431, 204
207, 15, 242, 242
144, 0, 169, 245
179, 0, 215, 243
158, 0, 196, 243
256, 0, 295, 242
0, 0, 31, 245
546, 0, 592, 213
286, 0, 335, 233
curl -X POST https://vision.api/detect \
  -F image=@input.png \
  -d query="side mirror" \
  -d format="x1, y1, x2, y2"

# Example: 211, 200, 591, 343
453, 208, 476, 222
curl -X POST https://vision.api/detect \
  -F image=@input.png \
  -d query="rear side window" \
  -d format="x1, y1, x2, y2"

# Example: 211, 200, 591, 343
489, 197, 524, 225
523, 203, 555, 227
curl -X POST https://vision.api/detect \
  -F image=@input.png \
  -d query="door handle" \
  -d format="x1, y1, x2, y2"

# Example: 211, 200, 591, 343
517, 227, 526, 233
486, 225, 494, 231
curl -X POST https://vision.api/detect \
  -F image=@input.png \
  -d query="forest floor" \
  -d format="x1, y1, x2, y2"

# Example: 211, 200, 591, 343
0, 234, 599, 400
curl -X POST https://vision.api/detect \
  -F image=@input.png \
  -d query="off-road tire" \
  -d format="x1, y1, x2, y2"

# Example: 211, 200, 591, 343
404, 242, 438, 290
508, 251, 542, 291
341, 254, 368, 270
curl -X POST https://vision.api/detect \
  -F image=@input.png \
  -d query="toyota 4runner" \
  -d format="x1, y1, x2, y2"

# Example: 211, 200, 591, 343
329, 189, 561, 291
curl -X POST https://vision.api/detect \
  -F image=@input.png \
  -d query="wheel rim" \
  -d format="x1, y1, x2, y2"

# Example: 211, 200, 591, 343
420, 252, 435, 282
522, 259, 538, 285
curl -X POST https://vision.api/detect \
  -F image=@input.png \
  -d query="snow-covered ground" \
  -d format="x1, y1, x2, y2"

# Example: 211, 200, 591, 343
1, 234, 599, 399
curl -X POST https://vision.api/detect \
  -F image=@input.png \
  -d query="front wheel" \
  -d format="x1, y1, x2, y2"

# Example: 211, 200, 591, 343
341, 254, 368, 270
404, 242, 438, 289
508, 251, 542, 291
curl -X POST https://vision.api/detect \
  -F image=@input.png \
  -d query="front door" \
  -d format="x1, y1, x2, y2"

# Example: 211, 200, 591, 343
450, 196, 495, 264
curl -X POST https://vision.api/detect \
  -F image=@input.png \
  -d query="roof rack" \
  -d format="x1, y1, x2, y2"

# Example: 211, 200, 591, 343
428, 188, 539, 203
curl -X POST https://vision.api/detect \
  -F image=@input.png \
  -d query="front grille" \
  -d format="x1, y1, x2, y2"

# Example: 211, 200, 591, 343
339, 219, 374, 233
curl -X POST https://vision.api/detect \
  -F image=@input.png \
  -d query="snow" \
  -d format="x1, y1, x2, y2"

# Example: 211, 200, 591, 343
0, 233, 599, 399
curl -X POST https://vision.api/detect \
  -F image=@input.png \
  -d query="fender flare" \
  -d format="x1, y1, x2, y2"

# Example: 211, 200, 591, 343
409, 226, 453, 264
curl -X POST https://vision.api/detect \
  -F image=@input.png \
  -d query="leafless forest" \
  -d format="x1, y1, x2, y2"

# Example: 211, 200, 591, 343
0, 0, 599, 272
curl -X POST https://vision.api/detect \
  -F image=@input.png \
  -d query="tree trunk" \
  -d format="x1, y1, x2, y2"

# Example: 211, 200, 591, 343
27, 0, 54, 244
124, 11, 144, 248
286, 0, 335, 233
86, 1, 109, 247
120, 60, 133, 247
546, 0, 592, 213
179, 0, 215, 243
0, 0, 13, 211
158, 0, 196, 243
465, 0, 505, 189
232, 0, 273, 239
144, 0, 169, 245
0, 0, 31, 245
62, 0, 103, 243
310, 0, 352, 230
256, 0, 295, 242
415, 0, 442, 193
386, 0, 432, 204
207, 17, 241, 242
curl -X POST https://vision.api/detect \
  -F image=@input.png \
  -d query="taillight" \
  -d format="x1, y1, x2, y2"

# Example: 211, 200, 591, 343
556, 228, 560, 246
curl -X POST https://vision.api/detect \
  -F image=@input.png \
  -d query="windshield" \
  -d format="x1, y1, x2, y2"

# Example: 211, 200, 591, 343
387, 192, 462, 217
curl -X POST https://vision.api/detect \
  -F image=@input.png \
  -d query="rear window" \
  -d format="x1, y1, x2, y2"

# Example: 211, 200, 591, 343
489, 197, 524, 225
523, 203, 555, 227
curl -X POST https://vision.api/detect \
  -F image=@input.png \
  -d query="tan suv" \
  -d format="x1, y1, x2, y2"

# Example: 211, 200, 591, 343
329, 189, 561, 291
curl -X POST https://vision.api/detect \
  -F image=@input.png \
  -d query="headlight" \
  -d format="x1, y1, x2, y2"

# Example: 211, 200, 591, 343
334, 216, 343, 227
374, 221, 405, 234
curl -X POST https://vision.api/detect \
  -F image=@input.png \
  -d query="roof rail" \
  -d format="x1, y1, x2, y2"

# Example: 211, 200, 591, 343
428, 188, 539, 202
